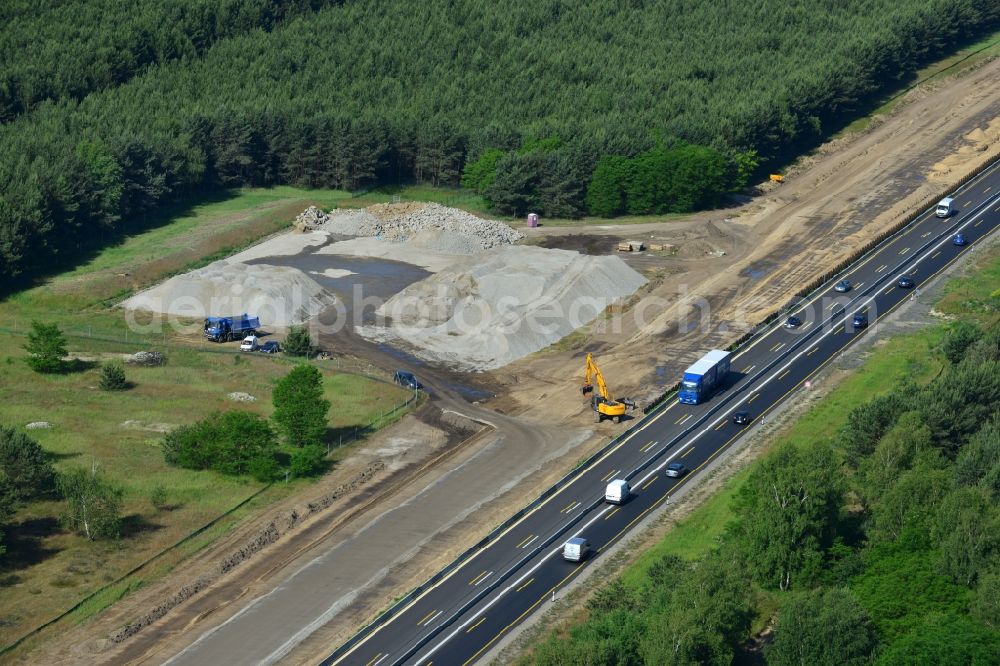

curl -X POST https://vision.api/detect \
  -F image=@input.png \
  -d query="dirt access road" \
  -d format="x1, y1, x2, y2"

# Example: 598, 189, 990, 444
30, 57, 1000, 666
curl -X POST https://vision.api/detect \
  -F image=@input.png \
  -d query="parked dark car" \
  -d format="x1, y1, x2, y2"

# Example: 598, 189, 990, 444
665, 462, 688, 478
393, 371, 422, 390
897, 275, 916, 289
852, 312, 868, 329
258, 341, 281, 354
785, 315, 802, 329
952, 233, 967, 247
834, 279, 852, 293
733, 411, 751, 426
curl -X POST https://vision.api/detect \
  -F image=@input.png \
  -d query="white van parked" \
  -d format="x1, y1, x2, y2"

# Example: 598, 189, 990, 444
936, 197, 954, 218
240, 335, 259, 352
605, 479, 630, 505
563, 537, 590, 562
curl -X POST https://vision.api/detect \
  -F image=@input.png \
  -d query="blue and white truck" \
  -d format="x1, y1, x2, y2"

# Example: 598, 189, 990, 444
204, 314, 260, 343
678, 349, 731, 405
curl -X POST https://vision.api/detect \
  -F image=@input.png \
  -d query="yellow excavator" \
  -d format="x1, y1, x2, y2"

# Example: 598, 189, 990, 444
582, 353, 635, 423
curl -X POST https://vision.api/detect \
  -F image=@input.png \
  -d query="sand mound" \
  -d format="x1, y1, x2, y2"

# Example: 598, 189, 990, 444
362, 246, 646, 370
122, 261, 334, 327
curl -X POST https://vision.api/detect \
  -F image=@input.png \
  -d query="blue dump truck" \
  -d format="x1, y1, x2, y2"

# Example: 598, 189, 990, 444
204, 314, 260, 342
678, 349, 732, 405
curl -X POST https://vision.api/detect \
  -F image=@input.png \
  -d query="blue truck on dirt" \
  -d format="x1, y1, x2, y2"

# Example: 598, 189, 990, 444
678, 349, 732, 405
204, 314, 260, 342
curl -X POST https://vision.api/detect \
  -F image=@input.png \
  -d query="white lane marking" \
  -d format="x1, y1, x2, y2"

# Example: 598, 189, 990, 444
520, 535, 538, 549
474, 572, 494, 587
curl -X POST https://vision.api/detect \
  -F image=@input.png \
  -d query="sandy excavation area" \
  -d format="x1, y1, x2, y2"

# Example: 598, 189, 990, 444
122, 201, 647, 366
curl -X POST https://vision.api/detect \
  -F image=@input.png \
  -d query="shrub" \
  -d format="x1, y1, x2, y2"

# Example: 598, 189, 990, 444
23, 321, 67, 373
284, 326, 314, 357
0, 425, 56, 502
162, 412, 278, 478
57, 467, 123, 541
98, 361, 128, 390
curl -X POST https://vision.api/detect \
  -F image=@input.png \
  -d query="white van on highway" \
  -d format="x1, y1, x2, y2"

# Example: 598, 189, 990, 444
936, 197, 954, 218
605, 479, 630, 505
562, 537, 590, 562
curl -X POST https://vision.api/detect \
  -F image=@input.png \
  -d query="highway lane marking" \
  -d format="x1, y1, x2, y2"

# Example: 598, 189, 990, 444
334, 191, 1000, 666
827, 301, 839, 310
932, 250, 941, 258
440, 195, 1000, 666
778, 369, 790, 380
875, 264, 888, 273
465, 617, 485, 633
418, 610, 437, 626
605, 507, 621, 520
469, 570, 491, 586
883, 286, 894, 295
561, 501, 581, 514
676, 414, 693, 425
964, 200, 973, 207
854, 282, 864, 289
986, 186, 993, 194
714, 420, 727, 431
807, 347, 818, 355
515, 578, 534, 592
995, 205, 1000, 212
515, 534, 534, 549
975, 219, 983, 227
640, 476, 658, 491
640, 441, 656, 452
365, 654, 387, 666
899, 247, 910, 255
520, 535, 538, 549
771, 342, 785, 352
474, 572, 495, 587
921, 231, 932, 238
741, 364, 755, 373
600, 469, 619, 482
747, 393, 760, 403
680, 447, 694, 459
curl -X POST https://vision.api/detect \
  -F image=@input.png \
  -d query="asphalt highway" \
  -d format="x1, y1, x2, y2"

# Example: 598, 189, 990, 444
328, 160, 1000, 666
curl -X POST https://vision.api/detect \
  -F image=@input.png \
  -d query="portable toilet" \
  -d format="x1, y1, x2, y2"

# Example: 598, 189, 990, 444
527, 213, 539, 228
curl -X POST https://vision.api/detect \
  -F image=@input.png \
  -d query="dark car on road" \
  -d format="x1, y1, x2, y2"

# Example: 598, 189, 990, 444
785, 315, 802, 329
733, 411, 751, 426
258, 341, 281, 354
953, 233, 967, 247
897, 275, 916, 289
852, 312, 868, 329
393, 371, 422, 390
666, 462, 688, 478
834, 279, 852, 293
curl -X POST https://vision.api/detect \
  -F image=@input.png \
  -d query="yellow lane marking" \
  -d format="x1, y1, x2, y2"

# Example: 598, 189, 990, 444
600, 469, 618, 482
975, 219, 983, 228
515, 578, 534, 592
921, 231, 932, 238
469, 570, 488, 585
418, 610, 437, 626
932, 250, 941, 258
778, 369, 790, 380
561, 501, 581, 514
964, 200, 972, 207
640, 441, 656, 452
884, 286, 894, 295
677, 414, 693, 425
876, 264, 888, 273
807, 347, 818, 356
741, 364, 755, 373
899, 247, 910, 255
828, 301, 839, 310
748, 393, 760, 403
366, 655, 384, 666
680, 447, 694, 459
466, 617, 485, 633
515, 534, 534, 549
714, 420, 727, 431
641, 476, 658, 491
994, 205, 1000, 212
985, 186, 992, 194
771, 342, 785, 352
605, 507, 621, 520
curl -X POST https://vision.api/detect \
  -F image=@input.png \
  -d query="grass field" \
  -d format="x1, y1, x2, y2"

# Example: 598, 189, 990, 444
0, 185, 412, 650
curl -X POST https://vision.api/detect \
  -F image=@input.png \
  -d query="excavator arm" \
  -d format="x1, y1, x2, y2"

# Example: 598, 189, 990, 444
581, 352, 611, 400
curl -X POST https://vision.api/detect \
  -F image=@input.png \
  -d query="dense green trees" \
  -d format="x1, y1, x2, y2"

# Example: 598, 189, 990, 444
163, 411, 279, 480
273, 365, 330, 447
2, 0, 998, 280
767, 589, 877, 666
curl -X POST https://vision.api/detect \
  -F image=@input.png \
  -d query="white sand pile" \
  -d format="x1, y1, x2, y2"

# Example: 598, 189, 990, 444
307, 203, 523, 253
122, 261, 334, 327
361, 246, 646, 370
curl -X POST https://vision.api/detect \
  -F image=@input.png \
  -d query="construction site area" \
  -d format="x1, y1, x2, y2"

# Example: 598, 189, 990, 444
32, 55, 1000, 665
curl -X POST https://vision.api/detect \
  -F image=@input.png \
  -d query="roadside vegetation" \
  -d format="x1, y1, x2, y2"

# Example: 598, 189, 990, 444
2, 1, 998, 281
522, 245, 1000, 664
0, 190, 411, 650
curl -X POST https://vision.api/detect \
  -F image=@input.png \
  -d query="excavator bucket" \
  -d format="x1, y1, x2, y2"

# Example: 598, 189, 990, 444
582, 383, 594, 395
